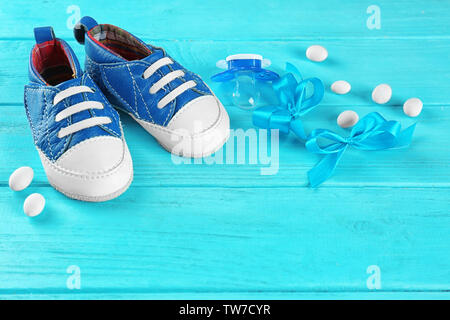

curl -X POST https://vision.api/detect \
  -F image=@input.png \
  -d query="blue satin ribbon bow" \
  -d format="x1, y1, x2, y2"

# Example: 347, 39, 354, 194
306, 112, 416, 187
252, 63, 324, 139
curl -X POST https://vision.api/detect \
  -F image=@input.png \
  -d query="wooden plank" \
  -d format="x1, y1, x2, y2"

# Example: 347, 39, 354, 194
0, 0, 449, 40
1, 0, 449, 300
0, 185, 448, 297
3, 292, 450, 300
1, 102, 448, 187
2, 39, 450, 105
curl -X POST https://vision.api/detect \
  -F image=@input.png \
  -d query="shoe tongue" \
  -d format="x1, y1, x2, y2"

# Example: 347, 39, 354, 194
55, 76, 83, 91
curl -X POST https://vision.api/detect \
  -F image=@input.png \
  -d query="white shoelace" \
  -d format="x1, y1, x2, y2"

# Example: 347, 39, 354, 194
53, 86, 111, 138
142, 57, 196, 109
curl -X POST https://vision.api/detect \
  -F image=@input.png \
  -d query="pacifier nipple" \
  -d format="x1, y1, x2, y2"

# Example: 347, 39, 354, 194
232, 71, 261, 110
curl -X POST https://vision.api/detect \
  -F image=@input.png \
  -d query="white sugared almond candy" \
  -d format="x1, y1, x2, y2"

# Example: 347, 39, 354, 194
372, 84, 392, 104
306, 45, 328, 62
23, 193, 45, 217
331, 80, 351, 95
403, 98, 423, 117
9, 166, 34, 191
337, 110, 359, 128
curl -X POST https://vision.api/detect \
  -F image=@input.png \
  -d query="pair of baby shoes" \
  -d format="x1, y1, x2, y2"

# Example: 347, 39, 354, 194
24, 17, 230, 202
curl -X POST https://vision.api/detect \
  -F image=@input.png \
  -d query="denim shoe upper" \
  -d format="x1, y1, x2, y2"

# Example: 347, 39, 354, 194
25, 26, 122, 162
75, 16, 214, 127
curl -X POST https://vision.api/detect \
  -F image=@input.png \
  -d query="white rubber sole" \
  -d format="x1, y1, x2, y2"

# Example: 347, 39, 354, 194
37, 139, 133, 202
118, 98, 230, 158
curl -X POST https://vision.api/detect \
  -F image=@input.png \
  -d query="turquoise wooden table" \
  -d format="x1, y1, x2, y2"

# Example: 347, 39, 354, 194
0, 0, 449, 299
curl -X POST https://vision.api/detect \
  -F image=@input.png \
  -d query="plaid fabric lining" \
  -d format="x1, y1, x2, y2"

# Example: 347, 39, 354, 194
89, 24, 152, 61
32, 40, 75, 85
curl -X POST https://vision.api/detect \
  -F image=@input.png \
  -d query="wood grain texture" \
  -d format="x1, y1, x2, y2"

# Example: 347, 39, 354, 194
1, 0, 450, 40
2, 39, 450, 105
1, 103, 448, 187
0, 186, 449, 297
0, 0, 449, 299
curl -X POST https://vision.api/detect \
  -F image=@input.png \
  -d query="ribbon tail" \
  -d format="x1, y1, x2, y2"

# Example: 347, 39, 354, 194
290, 119, 306, 140
308, 148, 346, 188
252, 106, 276, 129
395, 123, 416, 148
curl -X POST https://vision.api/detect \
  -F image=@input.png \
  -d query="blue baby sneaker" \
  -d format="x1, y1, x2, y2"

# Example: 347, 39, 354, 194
24, 27, 133, 201
74, 17, 230, 158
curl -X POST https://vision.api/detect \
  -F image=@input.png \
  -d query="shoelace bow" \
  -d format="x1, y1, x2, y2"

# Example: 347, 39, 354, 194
306, 112, 416, 187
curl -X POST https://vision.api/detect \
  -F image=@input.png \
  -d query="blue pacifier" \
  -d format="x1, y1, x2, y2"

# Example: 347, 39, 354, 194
211, 54, 280, 110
